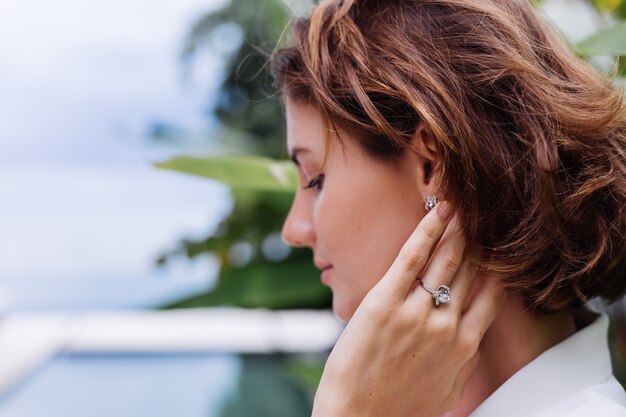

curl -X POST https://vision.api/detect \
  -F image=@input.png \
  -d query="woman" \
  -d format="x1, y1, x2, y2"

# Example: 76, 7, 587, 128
272, 0, 626, 416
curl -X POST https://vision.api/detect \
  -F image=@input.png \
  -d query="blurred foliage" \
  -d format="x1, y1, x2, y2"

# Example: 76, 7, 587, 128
580, 0, 626, 79
591, 0, 625, 13
163, 253, 331, 309
282, 356, 326, 392
577, 20, 626, 56
158, 185, 331, 310
156, 0, 334, 312
180, 0, 291, 159
610, 311, 626, 383
155, 155, 297, 193
217, 354, 315, 417
154, 0, 626, 395
156, 0, 626, 313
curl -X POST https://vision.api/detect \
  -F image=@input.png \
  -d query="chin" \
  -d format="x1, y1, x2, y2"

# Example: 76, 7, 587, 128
332, 295, 357, 324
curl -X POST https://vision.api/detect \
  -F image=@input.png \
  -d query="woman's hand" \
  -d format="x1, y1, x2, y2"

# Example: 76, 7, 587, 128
311, 202, 506, 417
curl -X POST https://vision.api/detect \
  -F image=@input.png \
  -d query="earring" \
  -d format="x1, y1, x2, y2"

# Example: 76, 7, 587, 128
424, 195, 439, 212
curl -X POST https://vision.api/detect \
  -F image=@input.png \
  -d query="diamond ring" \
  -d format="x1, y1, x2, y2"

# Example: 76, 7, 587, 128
416, 277, 451, 306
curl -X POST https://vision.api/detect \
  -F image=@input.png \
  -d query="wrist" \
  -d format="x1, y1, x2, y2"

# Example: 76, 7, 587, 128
311, 388, 363, 417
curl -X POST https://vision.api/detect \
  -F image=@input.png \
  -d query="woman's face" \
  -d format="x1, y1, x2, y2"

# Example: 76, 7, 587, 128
281, 99, 432, 322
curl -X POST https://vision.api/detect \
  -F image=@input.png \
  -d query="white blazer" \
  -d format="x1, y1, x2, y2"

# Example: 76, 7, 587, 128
469, 312, 626, 416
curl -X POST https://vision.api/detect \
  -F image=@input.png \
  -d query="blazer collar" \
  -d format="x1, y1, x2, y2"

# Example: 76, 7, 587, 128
469, 312, 612, 417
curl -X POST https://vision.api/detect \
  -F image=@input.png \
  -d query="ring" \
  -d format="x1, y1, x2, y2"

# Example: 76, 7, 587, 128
416, 277, 451, 306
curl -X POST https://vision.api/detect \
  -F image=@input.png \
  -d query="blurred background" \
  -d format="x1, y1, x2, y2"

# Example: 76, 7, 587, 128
0, 0, 625, 415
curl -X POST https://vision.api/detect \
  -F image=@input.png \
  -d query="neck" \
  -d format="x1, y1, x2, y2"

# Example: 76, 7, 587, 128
441, 286, 577, 417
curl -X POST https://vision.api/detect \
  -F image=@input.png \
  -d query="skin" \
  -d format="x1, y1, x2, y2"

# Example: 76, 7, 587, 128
282, 98, 430, 322
444, 296, 578, 417
281, 98, 579, 416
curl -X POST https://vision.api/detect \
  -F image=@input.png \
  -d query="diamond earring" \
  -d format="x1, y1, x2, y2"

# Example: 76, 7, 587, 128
424, 195, 439, 212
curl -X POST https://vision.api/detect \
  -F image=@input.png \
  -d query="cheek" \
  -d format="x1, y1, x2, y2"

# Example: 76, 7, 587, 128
314, 172, 421, 317
314, 178, 376, 293
314, 175, 370, 261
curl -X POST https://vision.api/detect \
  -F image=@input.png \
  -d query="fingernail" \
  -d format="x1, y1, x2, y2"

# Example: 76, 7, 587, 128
438, 201, 452, 220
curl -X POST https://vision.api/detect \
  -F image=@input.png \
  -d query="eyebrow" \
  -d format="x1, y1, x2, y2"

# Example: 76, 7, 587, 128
289, 146, 310, 167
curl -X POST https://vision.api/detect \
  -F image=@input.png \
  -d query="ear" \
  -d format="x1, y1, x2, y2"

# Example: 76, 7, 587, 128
410, 123, 439, 187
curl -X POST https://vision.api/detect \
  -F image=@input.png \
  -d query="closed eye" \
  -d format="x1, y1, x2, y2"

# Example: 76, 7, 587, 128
302, 173, 324, 190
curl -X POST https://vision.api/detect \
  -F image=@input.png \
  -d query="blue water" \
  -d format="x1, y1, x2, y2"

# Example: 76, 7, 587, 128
0, 353, 242, 417
0, 352, 322, 417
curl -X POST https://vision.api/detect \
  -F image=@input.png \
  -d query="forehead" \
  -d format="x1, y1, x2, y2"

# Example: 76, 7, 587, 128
285, 99, 324, 149
284, 98, 352, 168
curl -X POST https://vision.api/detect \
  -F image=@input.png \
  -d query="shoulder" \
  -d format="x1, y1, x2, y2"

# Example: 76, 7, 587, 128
536, 376, 626, 417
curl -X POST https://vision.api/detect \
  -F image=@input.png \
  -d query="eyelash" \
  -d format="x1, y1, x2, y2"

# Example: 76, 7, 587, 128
302, 173, 325, 191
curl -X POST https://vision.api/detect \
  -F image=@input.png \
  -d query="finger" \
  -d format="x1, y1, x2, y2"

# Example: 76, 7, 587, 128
447, 244, 484, 317
459, 275, 507, 340
404, 213, 465, 307
377, 201, 454, 301
445, 350, 481, 410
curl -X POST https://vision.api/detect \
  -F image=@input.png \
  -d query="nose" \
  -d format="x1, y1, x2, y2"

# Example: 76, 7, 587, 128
281, 192, 315, 248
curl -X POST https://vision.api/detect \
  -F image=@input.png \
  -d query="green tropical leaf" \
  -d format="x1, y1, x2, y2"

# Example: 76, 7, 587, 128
155, 154, 298, 193
591, 0, 624, 12
577, 20, 626, 56
162, 259, 332, 310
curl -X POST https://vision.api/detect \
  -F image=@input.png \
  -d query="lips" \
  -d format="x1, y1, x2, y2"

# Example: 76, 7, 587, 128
321, 266, 333, 285
315, 259, 333, 285
314, 259, 333, 271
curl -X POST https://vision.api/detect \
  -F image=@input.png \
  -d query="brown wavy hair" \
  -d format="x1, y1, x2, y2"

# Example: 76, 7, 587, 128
271, 0, 626, 312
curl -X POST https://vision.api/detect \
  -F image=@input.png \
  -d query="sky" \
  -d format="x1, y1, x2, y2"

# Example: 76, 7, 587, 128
0, 0, 236, 311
